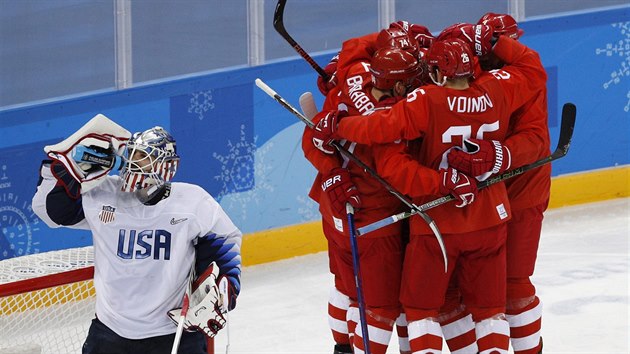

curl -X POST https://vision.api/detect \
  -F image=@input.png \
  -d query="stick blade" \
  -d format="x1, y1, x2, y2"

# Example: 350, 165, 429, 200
557, 103, 577, 156
299, 92, 318, 119
273, 0, 287, 31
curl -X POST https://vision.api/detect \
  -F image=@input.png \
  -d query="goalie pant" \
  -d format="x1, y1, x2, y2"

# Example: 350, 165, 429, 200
32, 162, 242, 343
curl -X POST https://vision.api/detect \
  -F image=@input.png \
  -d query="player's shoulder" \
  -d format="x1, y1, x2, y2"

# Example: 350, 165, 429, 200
346, 60, 371, 77
86, 175, 121, 194
170, 182, 217, 203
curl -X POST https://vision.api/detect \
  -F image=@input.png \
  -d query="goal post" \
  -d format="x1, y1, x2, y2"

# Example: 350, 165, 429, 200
0, 247, 96, 354
0, 247, 215, 354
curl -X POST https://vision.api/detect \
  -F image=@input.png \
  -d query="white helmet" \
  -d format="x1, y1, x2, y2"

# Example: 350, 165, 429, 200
120, 126, 179, 202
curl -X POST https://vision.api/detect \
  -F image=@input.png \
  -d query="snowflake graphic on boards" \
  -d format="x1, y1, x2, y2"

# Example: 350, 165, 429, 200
212, 125, 274, 220
188, 90, 216, 120
595, 22, 630, 112
0, 164, 41, 259
297, 193, 319, 221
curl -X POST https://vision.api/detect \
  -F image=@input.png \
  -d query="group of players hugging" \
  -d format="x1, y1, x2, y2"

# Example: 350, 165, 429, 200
304, 12, 550, 354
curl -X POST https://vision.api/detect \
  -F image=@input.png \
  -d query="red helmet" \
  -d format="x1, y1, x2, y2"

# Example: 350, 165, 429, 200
426, 38, 473, 81
370, 47, 421, 90
436, 22, 469, 42
376, 28, 419, 57
478, 12, 523, 39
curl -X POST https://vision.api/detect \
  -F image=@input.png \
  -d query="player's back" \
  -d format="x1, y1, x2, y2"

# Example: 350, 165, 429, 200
407, 79, 513, 236
327, 60, 405, 236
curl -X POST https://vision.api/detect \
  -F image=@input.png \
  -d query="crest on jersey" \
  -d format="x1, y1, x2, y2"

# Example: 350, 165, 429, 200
99, 205, 116, 224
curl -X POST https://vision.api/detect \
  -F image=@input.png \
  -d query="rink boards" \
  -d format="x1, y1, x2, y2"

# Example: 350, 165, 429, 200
0, 6, 628, 262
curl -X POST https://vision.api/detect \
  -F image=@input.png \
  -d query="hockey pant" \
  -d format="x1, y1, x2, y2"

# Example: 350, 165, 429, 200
401, 224, 510, 353
82, 317, 206, 354
323, 221, 404, 354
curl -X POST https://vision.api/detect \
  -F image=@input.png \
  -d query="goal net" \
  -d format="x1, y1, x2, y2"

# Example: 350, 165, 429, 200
0, 247, 95, 354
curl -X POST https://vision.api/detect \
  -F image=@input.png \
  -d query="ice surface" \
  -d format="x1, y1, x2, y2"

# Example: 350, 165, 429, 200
213, 198, 629, 353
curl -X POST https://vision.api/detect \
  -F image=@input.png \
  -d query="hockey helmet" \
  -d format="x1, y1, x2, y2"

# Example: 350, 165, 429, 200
370, 47, 422, 90
478, 12, 523, 39
436, 22, 470, 42
426, 38, 474, 85
375, 28, 419, 58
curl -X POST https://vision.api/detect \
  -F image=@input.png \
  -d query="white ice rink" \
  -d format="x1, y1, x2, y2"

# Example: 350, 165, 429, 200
213, 198, 629, 354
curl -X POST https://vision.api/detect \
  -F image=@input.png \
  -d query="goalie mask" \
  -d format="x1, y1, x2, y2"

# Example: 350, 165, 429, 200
120, 126, 179, 202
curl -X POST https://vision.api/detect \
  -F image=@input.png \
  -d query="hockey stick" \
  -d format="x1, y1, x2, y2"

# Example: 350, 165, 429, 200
255, 78, 448, 272
171, 268, 194, 354
346, 204, 371, 354
218, 277, 231, 354
299, 92, 319, 120
273, 0, 330, 81
357, 102, 577, 236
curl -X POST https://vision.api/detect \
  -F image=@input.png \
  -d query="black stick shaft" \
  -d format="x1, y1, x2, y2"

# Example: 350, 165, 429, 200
273, 0, 330, 81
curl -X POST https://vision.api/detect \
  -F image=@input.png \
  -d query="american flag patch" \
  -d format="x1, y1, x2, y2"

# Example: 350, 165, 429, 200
99, 205, 116, 224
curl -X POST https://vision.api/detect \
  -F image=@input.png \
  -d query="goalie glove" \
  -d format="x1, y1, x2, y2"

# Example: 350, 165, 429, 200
168, 262, 228, 338
45, 114, 130, 193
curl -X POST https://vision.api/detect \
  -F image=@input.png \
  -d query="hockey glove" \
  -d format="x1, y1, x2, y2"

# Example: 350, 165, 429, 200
317, 54, 339, 96
50, 160, 82, 200
439, 167, 478, 208
447, 139, 511, 178
389, 20, 434, 48
49, 144, 120, 200
45, 114, 130, 192
168, 262, 227, 338
321, 168, 361, 216
312, 110, 347, 154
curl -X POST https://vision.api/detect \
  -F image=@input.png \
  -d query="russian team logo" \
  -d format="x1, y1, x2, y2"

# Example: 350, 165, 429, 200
99, 205, 116, 224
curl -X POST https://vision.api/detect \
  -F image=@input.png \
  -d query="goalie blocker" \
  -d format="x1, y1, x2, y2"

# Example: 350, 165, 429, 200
168, 262, 233, 339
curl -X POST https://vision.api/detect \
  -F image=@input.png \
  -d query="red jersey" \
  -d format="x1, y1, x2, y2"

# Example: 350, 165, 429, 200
504, 90, 551, 210
336, 37, 546, 235
471, 40, 550, 211
302, 54, 406, 238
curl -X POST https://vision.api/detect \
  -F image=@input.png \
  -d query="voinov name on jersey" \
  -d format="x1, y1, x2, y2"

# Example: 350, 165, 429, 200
447, 93, 494, 113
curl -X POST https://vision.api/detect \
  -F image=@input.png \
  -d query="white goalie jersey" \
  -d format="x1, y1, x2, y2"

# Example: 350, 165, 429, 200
32, 165, 242, 339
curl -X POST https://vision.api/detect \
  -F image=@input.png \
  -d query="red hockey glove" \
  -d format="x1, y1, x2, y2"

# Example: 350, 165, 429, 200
312, 110, 347, 154
447, 139, 511, 177
321, 168, 361, 215
439, 167, 478, 208
438, 23, 494, 57
390, 21, 434, 48
317, 54, 339, 96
